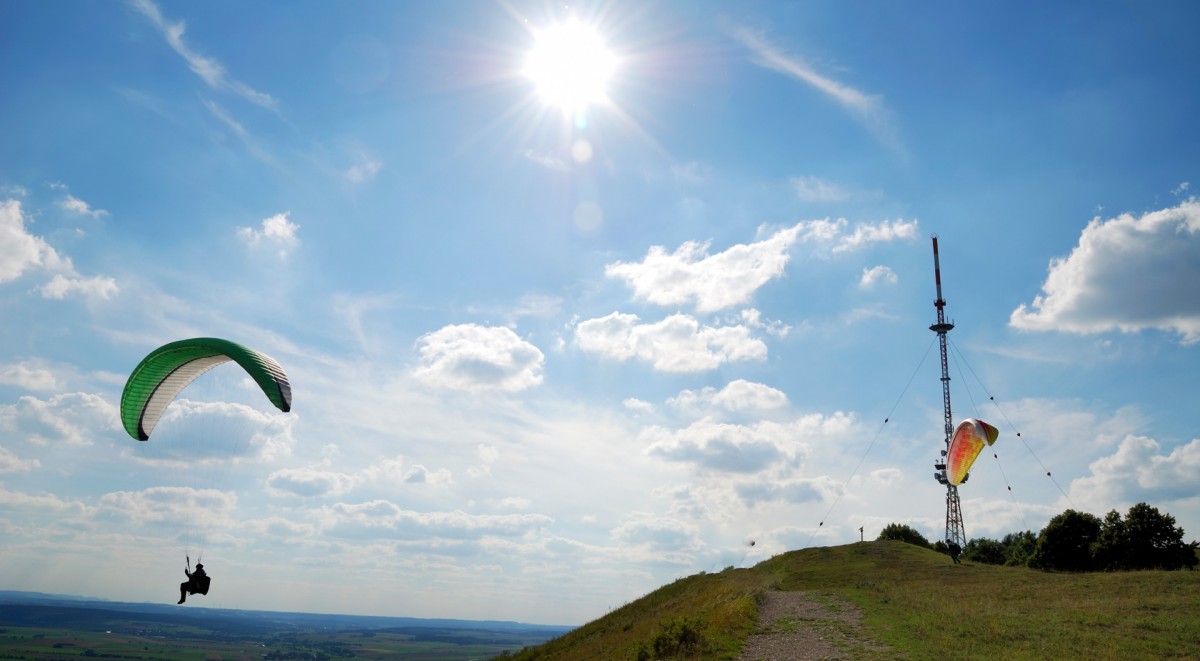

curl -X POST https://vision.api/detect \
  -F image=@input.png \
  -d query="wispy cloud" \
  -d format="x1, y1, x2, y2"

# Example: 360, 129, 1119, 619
130, 0, 277, 111
732, 27, 903, 155
344, 158, 383, 184
59, 195, 108, 218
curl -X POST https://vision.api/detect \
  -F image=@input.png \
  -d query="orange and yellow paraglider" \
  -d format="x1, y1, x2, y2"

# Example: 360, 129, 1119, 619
945, 418, 999, 486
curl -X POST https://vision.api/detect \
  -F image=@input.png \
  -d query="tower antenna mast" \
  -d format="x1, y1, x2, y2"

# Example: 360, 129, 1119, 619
930, 235, 966, 548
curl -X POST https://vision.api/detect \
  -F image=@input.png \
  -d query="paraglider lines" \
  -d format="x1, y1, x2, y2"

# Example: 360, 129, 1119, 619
807, 337, 936, 548
947, 339, 1075, 508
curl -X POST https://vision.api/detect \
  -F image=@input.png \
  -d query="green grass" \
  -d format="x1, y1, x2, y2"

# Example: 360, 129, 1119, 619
505, 541, 1200, 660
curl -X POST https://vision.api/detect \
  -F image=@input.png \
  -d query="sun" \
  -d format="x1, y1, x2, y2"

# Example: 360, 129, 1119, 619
524, 19, 617, 113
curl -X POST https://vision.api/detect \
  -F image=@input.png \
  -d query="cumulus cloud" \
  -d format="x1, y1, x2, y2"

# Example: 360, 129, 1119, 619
238, 212, 299, 258
1070, 435, 1200, 508
643, 418, 807, 473
623, 398, 655, 413
361, 456, 452, 485
0, 362, 58, 390
574, 312, 767, 373
130, 0, 277, 110
0, 199, 64, 283
98, 486, 236, 528
605, 225, 802, 312
1010, 200, 1200, 344
612, 515, 701, 552
732, 27, 903, 154
0, 446, 40, 473
667, 380, 789, 416
39, 273, 119, 300
127, 399, 296, 464
1, 198, 119, 300
267, 467, 357, 498
734, 478, 831, 507
0, 392, 118, 446
859, 265, 898, 288
59, 194, 108, 218
605, 220, 917, 312
414, 324, 544, 392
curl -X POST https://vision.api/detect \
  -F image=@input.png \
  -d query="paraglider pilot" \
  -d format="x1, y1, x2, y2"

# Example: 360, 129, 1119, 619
948, 541, 962, 564
178, 559, 210, 604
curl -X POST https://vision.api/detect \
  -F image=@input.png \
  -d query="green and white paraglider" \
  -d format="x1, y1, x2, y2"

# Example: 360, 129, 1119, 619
121, 337, 291, 442
119, 337, 292, 604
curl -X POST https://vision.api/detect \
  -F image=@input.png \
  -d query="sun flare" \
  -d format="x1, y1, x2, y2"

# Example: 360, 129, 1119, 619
524, 19, 617, 113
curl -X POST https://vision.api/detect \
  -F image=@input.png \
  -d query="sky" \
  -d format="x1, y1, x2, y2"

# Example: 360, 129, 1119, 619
1, 0, 1199, 626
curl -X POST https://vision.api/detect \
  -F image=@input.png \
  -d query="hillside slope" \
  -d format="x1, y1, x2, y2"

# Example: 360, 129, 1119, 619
504, 541, 1200, 660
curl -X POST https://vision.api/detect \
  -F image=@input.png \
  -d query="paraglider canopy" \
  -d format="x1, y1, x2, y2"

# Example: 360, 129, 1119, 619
120, 337, 291, 441
945, 418, 999, 486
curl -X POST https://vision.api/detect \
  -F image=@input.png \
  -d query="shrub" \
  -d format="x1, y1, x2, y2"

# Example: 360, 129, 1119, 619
877, 523, 931, 549
963, 537, 1006, 565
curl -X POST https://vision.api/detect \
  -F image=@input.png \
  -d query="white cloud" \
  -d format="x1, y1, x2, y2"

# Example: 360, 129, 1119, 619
1010, 199, 1200, 343
643, 418, 803, 473
39, 273, 119, 300
790, 176, 850, 203
605, 225, 802, 312
126, 399, 297, 464
345, 158, 383, 184
361, 456, 453, 485
413, 324, 544, 392
0, 392, 118, 446
522, 149, 571, 172
623, 398, 655, 413
267, 467, 357, 498
59, 194, 109, 218
667, 380, 788, 416
830, 218, 919, 253
0, 199, 118, 301
0, 446, 40, 473
574, 312, 767, 373
238, 212, 299, 258
0, 199, 62, 283
605, 220, 916, 312
98, 486, 236, 528
1070, 435, 1200, 509
734, 477, 833, 506
130, 0, 278, 110
859, 265, 898, 288
0, 362, 58, 390
319, 500, 553, 541
612, 515, 701, 552
738, 308, 791, 337
732, 27, 903, 154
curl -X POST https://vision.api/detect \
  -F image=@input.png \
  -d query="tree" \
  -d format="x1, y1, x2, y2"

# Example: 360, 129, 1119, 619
877, 523, 931, 548
1001, 531, 1038, 567
1030, 509, 1101, 571
1095, 502, 1198, 571
963, 537, 1006, 565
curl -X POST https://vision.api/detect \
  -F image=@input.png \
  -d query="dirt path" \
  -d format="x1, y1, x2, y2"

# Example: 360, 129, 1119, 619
736, 591, 892, 661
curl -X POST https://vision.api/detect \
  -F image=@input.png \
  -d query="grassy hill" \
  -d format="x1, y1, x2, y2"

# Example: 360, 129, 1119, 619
503, 540, 1200, 660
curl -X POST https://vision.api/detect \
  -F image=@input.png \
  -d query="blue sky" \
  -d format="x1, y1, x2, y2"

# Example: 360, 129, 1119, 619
2, 0, 1199, 625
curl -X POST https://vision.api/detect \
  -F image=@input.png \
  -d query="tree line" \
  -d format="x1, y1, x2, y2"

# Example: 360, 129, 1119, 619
877, 501, 1199, 571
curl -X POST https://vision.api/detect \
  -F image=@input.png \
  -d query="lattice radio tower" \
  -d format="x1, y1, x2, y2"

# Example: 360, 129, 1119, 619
929, 236, 966, 548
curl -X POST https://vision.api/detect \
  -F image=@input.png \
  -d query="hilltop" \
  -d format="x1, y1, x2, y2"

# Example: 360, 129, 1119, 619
505, 541, 1200, 660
